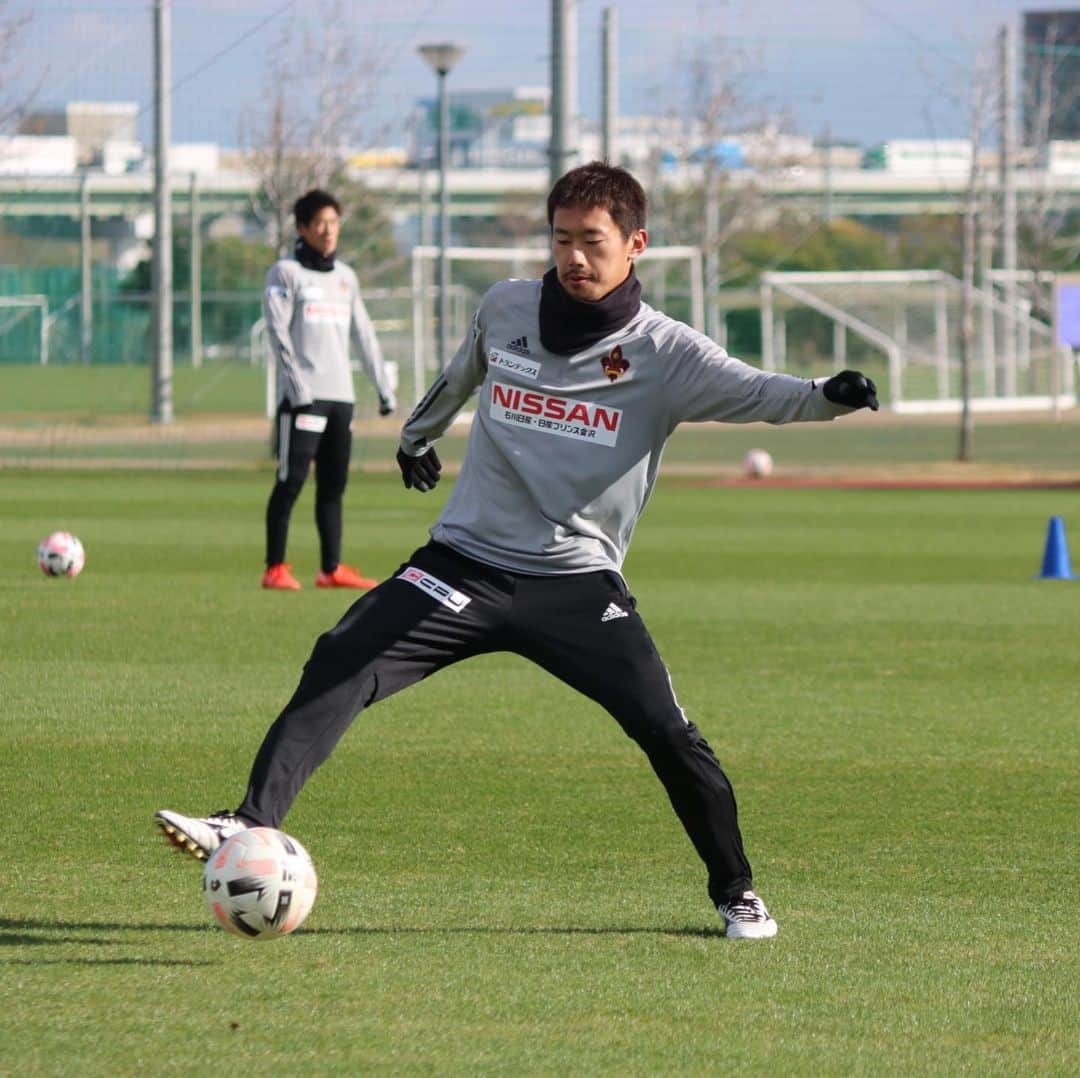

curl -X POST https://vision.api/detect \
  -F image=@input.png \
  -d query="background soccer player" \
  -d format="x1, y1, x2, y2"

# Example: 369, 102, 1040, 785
261, 188, 397, 591
158, 163, 878, 938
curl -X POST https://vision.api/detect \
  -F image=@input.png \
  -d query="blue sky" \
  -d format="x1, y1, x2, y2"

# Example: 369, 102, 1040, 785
15, 0, 1080, 148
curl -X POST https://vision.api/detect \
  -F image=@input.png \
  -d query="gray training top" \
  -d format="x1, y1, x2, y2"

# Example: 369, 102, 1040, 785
401, 277, 851, 576
263, 255, 395, 409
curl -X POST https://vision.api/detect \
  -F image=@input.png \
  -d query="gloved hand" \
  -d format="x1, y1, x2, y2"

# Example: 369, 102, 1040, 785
396, 446, 442, 492
379, 396, 395, 417
823, 369, 879, 412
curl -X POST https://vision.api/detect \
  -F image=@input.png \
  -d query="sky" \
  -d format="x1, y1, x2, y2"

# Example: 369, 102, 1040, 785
11, 0, 1080, 149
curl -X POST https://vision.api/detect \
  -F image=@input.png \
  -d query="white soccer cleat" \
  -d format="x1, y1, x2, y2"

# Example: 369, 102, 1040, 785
154, 809, 249, 862
717, 890, 778, 939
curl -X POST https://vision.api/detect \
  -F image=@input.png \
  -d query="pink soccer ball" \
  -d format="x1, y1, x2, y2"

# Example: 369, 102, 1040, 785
743, 448, 774, 478
37, 531, 85, 578
203, 828, 318, 940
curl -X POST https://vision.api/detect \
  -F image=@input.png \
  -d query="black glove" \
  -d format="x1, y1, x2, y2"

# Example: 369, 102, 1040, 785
823, 369, 879, 412
396, 446, 442, 492
379, 397, 395, 417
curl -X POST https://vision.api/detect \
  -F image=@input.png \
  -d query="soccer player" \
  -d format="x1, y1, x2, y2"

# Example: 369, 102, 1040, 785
157, 163, 878, 938
261, 188, 397, 591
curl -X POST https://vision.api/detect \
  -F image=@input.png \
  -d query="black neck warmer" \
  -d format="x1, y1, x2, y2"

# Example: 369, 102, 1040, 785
538, 265, 642, 355
295, 237, 336, 272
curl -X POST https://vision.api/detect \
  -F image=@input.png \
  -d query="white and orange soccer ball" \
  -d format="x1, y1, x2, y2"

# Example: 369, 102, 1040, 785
203, 828, 318, 940
37, 531, 85, 577
743, 448, 774, 478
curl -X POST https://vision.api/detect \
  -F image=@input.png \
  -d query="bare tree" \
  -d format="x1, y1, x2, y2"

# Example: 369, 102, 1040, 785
958, 49, 997, 463
644, 26, 807, 341
240, 1, 391, 254
0, 2, 33, 133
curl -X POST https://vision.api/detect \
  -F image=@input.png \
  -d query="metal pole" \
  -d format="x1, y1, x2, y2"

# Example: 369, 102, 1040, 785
411, 248, 425, 405
979, 226, 996, 396
761, 279, 774, 371
688, 248, 704, 332
999, 23, 1018, 391
704, 169, 719, 341
934, 277, 949, 397
549, 0, 578, 187
822, 122, 833, 223
80, 172, 92, 364
189, 171, 202, 369
152, 0, 173, 423
418, 164, 434, 378
601, 6, 617, 163
437, 68, 451, 371
775, 314, 787, 371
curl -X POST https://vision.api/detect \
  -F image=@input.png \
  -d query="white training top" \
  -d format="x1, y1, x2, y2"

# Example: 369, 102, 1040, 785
263, 255, 395, 410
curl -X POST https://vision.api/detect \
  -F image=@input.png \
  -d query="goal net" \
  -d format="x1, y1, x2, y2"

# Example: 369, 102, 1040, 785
408, 244, 704, 406
761, 270, 1076, 414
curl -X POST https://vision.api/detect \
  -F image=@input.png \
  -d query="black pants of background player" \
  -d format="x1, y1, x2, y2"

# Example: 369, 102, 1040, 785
266, 400, 353, 573
238, 540, 755, 906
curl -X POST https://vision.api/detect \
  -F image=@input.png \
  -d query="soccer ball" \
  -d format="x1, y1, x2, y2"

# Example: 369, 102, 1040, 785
37, 531, 86, 577
203, 828, 318, 940
743, 448, 774, 478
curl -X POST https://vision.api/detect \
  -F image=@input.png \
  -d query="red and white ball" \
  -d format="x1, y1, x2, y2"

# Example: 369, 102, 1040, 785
37, 531, 85, 577
743, 448, 774, 478
203, 828, 318, 940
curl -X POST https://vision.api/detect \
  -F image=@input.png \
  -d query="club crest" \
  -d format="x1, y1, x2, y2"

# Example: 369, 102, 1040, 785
601, 345, 629, 382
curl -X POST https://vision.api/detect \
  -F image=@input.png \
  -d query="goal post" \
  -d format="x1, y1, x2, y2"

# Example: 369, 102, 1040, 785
0, 295, 49, 365
409, 244, 704, 406
761, 270, 1076, 414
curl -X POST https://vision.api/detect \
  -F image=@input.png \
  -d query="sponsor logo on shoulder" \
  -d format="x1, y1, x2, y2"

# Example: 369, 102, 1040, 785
397, 566, 471, 612
489, 381, 622, 447
488, 347, 540, 380
506, 335, 530, 356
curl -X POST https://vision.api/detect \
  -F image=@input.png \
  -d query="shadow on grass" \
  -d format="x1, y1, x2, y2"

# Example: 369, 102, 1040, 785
2, 957, 216, 967
309, 924, 728, 939
1, 917, 725, 941
0, 920, 219, 967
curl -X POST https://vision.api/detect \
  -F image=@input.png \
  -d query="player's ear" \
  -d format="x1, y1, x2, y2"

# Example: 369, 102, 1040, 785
629, 228, 648, 260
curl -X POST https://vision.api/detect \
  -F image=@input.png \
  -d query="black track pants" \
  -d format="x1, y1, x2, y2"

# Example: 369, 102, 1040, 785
266, 400, 353, 573
239, 541, 753, 903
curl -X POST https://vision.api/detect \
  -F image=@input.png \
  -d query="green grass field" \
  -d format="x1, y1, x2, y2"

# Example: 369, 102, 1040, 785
1, 470, 1078, 1074
4, 364, 1080, 477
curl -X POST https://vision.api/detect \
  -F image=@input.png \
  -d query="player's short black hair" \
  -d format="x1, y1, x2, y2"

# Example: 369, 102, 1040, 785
293, 188, 341, 228
547, 161, 647, 238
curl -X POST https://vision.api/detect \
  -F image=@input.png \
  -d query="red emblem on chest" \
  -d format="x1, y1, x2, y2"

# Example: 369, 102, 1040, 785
601, 345, 629, 382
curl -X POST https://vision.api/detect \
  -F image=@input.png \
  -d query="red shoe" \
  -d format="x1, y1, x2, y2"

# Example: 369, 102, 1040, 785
315, 563, 377, 589
262, 562, 301, 590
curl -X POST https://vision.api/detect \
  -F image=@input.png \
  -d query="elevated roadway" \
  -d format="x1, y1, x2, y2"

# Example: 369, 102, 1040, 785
1, 164, 1078, 225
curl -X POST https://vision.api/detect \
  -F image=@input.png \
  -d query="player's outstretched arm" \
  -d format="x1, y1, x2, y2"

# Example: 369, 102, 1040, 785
822, 369, 879, 411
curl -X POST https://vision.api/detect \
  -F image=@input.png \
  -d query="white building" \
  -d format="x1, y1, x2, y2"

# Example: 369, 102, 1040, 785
0, 136, 78, 174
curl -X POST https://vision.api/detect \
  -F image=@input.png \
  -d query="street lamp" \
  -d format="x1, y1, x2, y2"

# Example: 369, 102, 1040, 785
417, 42, 466, 372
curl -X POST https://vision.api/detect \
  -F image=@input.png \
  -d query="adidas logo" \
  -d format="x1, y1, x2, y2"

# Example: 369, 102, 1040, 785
601, 602, 628, 623
506, 335, 530, 356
